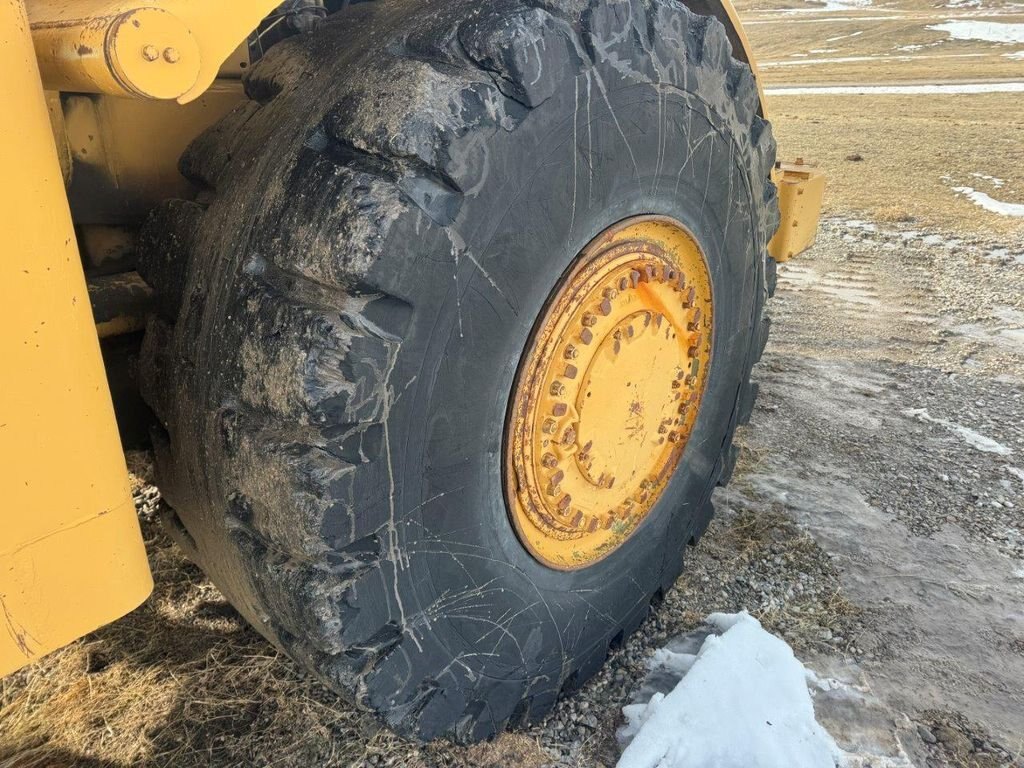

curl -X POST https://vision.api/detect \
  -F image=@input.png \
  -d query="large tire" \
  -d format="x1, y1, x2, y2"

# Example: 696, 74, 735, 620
138, 0, 778, 742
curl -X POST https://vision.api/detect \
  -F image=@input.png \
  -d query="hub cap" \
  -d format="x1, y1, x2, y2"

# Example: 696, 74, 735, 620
504, 217, 714, 570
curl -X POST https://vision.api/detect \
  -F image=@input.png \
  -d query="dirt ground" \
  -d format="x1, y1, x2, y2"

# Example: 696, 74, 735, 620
3, 1, 1024, 766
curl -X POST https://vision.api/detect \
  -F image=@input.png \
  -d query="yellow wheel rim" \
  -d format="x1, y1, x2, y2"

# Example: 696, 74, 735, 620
504, 216, 714, 570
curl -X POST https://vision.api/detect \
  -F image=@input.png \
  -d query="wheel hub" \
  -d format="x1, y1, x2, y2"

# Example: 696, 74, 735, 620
505, 216, 714, 570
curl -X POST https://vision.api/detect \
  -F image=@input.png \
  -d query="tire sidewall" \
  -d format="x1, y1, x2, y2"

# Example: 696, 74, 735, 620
374, 73, 762, 678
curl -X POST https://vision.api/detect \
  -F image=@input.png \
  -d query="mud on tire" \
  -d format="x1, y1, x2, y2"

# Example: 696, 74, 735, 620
138, 0, 778, 742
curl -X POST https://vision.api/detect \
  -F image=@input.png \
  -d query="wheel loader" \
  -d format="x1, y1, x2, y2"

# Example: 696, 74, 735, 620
1, 0, 823, 742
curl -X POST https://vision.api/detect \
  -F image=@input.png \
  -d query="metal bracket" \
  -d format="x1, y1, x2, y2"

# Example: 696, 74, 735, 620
27, 0, 282, 102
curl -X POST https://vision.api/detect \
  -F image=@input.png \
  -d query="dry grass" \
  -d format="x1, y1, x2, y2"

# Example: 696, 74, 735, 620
0, 457, 464, 768
733, 0, 1024, 236
770, 91, 1024, 236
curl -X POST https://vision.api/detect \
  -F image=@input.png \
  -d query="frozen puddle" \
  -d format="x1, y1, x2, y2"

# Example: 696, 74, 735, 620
617, 613, 912, 768
952, 186, 1024, 217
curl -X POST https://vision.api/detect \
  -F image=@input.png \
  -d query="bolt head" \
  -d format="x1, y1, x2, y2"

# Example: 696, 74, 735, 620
163, 47, 180, 63
142, 45, 160, 62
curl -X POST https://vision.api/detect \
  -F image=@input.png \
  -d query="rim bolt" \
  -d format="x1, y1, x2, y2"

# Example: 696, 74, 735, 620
542, 453, 558, 468
550, 381, 566, 397
603, 287, 618, 300
582, 313, 597, 327
543, 418, 557, 434
564, 345, 578, 360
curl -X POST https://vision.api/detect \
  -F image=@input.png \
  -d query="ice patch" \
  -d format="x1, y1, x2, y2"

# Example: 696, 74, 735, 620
617, 612, 844, 768
1007, 466, 1024, 486
844, 219, 878, 232
952, 187, 1024, 217
928, 20, 1024, 43
904, 408, 1013, 455
766, 82, 1024, 95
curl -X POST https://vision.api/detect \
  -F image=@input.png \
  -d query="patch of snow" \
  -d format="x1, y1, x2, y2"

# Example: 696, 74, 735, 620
766, 82, 1024, 95
972, 172, 1006, 187
761, 52, 985, 67
810, 47, 840, 52
1007, 466, 1024, 486
952, 186, 1024, 217
1007, 50, 1024, 58
826, 30, 865, 41
904, 408, 1013, 454
812, 0, 874, 12
747, 16, 907, 26
617, 612, 844, 768
928, 20, 1024, 43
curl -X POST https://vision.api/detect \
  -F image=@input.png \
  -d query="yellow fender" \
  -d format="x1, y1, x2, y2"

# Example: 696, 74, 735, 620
0, 0, 152, 677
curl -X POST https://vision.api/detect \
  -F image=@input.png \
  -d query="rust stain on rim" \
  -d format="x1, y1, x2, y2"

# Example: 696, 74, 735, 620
504, 216, 715, 570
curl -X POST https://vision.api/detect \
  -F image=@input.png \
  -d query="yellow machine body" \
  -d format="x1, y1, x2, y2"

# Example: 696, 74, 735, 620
0, 0, 822, 677
0, 0, 152, 678
769, 159, 827, 263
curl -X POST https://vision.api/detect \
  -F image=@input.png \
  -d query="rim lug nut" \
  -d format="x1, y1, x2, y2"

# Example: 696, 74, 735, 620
603, 287, 618, 300
564, 345, 578, 360
582, 313, 597, 327
542, 453, 558, 468
550, 381, 566, 396
543, 419, 557, 434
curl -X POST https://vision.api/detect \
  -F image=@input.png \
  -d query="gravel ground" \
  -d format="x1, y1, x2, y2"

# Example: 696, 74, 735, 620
3, 217, 1022, 768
